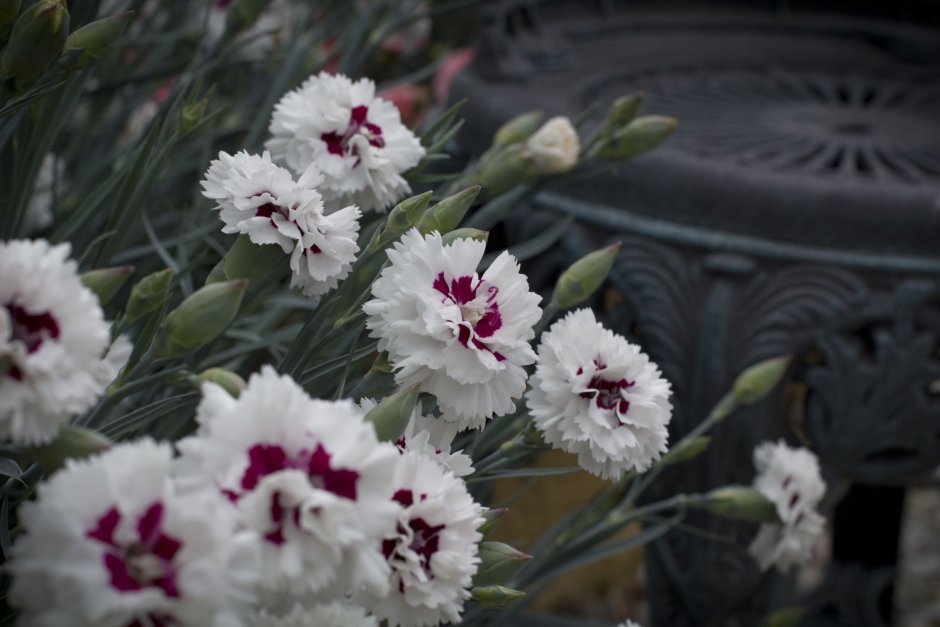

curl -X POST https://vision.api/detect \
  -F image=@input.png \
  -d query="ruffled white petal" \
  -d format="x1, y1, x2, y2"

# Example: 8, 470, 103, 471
266, 72, 425, 213
527, 308, 673, 479
0, 240, 117, 444
175, 366, 400, 606
357, 451, 484, 627
8, 439, 258, 626
364, 229, 541, 431
748, 440, 827, 573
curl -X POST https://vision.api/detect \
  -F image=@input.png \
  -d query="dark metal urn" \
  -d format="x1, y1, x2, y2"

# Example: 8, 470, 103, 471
451, 2, 940, 625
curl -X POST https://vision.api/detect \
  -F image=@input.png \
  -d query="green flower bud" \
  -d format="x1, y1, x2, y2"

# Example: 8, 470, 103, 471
181, 86, 214, 136
0, 0, 22, 39
124, 268, 173, 324
703, 485, 778, 522
197, 367, 246, 397
364, 384, 420, 442
594, 115, 677, 161
1, 0, 69, 84
658, 435, 712, 468
377, 190, 434, 249
35, 425, 111, 473
608, 93, 644, 127
477, 144, 536, 199
207, 234, 287, 286
442, 228, 488, 246
59, 11, 132, 70
732, 355, 791, 406
473, 541, 532, 587
493, 110, 543, 146
550, 242, 621, 309
162, 279, 247, 356
80, 265, 134, 306
470, 585, 525, 608
417, 186, 480, 235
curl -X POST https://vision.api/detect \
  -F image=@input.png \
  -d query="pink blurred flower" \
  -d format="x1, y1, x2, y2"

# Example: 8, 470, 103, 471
433, 48, 475, 103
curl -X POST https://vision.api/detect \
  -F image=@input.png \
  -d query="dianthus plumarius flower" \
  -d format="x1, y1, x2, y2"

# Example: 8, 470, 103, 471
266, 72, 425, 213
527, 308, 673, 480
175, 366, 400, 604
200, 150, 361, 299
524, 116, 580, 175
8, 439, 257, 626
748, 440, 827, 573
363, 229, 542, 431
0, 239, 126, 444
357, 450, 485, 627
360, 398, 473, 478
249, 602, 378, 627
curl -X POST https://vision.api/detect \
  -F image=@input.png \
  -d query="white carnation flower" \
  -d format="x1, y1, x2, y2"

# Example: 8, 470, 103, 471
524, 116, 580, 175
249, 601, 377, 627
358, 451, 484, 627
527, 308, 673, 479
200, 150, 361, 300
364, 229, 542, 431
359, 398, 473, 478
288, 202, 361, 300
749, 440, 827, 573
8, 439, 258, 627
175, 366, 400, 605
266, 72, 425, 213
0, 240, 122, 444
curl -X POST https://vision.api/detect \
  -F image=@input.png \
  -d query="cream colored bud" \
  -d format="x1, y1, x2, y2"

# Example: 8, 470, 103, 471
524, 116, 580, 175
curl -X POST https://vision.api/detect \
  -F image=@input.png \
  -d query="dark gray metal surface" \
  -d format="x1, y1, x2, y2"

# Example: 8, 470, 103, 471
454, 3, 940, 626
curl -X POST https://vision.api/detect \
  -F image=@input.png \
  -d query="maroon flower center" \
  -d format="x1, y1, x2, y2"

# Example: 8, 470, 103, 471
383, 489, 444, 587
226, 443, 360, 545
4, 302, 60, 380
86, 502, 182, 601
577, 361, 635, 414
320, 105, 385, 164
433, 272, 505, 362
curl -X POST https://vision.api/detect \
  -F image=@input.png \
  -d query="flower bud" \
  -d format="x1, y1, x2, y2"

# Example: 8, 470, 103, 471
197, 367, 246, 398
493, 110, 543, 146
1, 0, 69, 84
180, 89, 212, 135
35, 425, 111, 473
207, 234, 287, 285
442, 228, 488, 245
476, 144, 536, 199
377, 190, 433, 249
524, 116, 580, 175
0, 0, 22, 38
417, 186, 479, 235
162, 279, 247, 356
124, 268, 173, 324
80, 265, 133, 306
474, 541, 532, 587
470, 585, 525, 608
608, 93, 644, 127
550, 242, 621, 309
658, 435, 712, 468
703, 485, 778, 522
594, 115, 677, 161
732, 355, 791, 406
364, 384, 421, 442
59, 11, 132, 70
